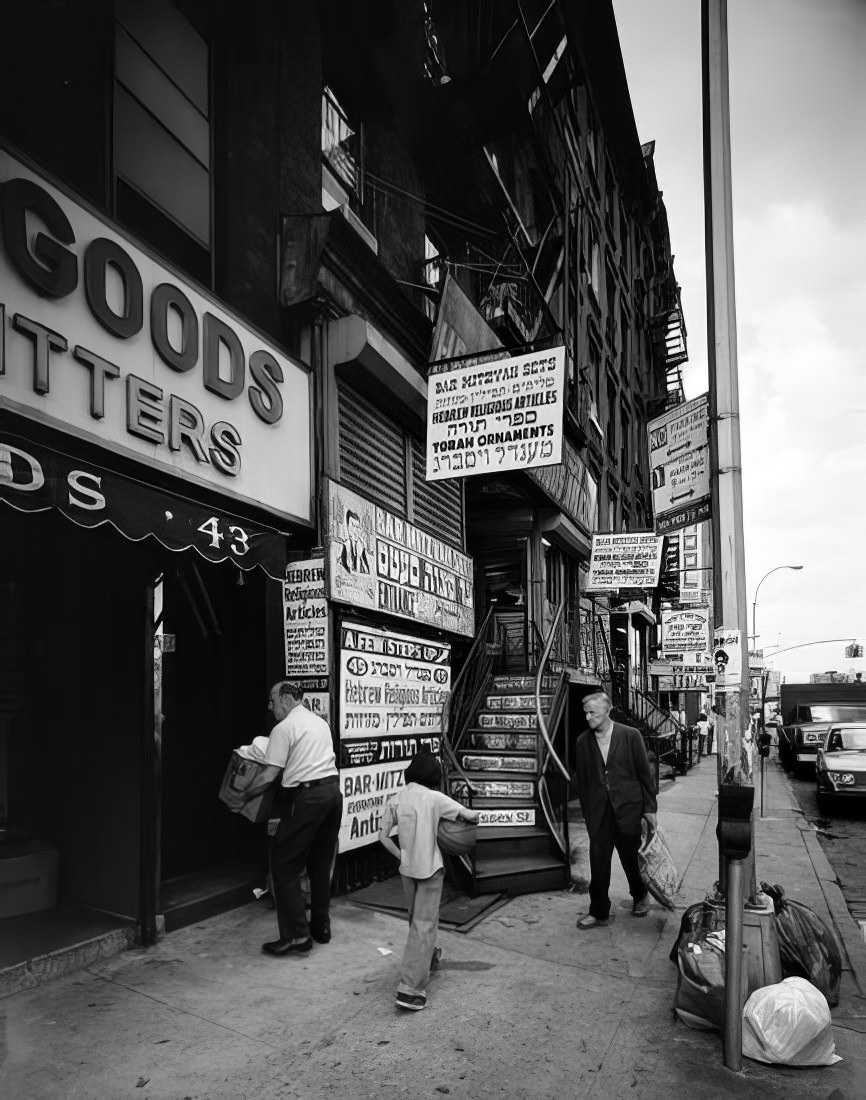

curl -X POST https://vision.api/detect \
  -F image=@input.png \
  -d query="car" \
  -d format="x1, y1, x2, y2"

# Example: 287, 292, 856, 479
815, 724, 866, 810
779, 722, 832, 772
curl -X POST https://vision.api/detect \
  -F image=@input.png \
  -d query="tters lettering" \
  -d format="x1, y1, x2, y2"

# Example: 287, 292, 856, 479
0, 176, 287, 478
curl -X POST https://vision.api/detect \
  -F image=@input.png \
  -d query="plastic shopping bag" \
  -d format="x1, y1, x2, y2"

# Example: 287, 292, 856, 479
638, 824, 678, 910
761, 882, 843, 1006
742, 977, 841, 1066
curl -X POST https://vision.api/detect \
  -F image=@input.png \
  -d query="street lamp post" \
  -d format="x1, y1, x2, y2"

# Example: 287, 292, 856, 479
751, 565, 804, 655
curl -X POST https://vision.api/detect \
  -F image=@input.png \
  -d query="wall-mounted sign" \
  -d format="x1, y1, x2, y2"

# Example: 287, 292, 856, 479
0, 151, 311, 524
585, 532, 664, 591
648, 395, 711, 535
325, 480, 474, 637
661, 607, 711, 664
426, 346, 565, 480
658, 673, 709, 692
338, 621, 451, 852
283, 557, 329, 686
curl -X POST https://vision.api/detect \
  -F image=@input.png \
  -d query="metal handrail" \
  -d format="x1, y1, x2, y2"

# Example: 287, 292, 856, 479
535, 601, 571, 781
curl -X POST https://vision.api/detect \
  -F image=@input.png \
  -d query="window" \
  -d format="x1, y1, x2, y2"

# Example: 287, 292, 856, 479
114, 0, 211, 282
322, 85, 363, 204
606, 378, 617, 454
607, 493, 617, 532
589, 232, 601, 301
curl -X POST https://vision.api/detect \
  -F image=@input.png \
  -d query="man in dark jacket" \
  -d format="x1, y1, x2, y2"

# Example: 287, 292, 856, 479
571, 692, 657, 929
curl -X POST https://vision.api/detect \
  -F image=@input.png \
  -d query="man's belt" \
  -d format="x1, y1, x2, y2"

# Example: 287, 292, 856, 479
286, 775, 339, 790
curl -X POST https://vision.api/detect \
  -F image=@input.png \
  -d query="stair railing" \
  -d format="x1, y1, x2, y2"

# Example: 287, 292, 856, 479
441, 604, 502, 804
535, 600, 573, 859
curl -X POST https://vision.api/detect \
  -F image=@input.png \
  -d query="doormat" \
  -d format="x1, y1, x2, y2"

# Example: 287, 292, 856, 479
348, 877, 510, 933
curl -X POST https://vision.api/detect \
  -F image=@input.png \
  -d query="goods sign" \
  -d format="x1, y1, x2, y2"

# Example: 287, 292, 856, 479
585, 532, 664, 591
338, 622, 450, 852
325, 480, 474, 637
648, 395, 711, 535
0, 151, 311, 523
426, 347, 565, 480
662, 607, 711, 663
283, 558, 329, 684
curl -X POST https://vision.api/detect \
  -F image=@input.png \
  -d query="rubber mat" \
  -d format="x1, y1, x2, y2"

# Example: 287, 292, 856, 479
348, 876, 510, 932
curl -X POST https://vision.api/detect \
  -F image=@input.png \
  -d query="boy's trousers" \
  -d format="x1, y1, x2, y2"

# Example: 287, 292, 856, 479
397, 867, 445, 996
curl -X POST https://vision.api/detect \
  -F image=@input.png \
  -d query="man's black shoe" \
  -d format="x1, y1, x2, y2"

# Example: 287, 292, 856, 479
262, 938, 313, 956
310, 924, 331, 945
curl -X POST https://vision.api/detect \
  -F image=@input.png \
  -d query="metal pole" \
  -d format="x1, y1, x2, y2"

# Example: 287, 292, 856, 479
723, 857, 745, 1071
703, 0, 752, 1068
760, 754, 765, 819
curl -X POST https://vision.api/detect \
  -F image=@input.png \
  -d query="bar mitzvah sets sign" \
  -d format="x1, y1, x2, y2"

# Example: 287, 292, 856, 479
338, 622, 450, 852
426, 347, 565, 480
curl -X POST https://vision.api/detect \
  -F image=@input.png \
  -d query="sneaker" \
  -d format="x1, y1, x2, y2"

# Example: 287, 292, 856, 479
576, 913, 610, 930
430, 947, 442, 973
632, 895, 651, 918
395, 992, 427, 1011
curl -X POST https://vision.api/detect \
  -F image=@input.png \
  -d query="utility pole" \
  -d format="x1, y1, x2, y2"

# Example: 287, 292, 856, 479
702, 0, 753, 1070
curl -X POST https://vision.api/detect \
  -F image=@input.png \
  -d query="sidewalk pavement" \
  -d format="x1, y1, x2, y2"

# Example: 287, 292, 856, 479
2, 757, 865, 1100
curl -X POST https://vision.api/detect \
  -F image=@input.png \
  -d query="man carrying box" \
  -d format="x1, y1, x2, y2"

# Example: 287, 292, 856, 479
225, 680, 341, 956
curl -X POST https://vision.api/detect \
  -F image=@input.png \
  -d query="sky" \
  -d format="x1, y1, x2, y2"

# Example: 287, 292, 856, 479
613, 0, 866, 683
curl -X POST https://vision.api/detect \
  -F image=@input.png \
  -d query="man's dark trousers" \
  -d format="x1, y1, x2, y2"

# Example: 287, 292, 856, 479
270, 781, 342, 941
588, 800, 646, 920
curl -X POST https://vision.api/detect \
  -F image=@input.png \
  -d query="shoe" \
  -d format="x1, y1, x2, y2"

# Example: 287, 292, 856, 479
632, 895, 651, 918
395, 992, 427, 1011
262, 938, 313, 956
430, 946, 442, 973
576, 913, 610, 930
310, 924, 331, 945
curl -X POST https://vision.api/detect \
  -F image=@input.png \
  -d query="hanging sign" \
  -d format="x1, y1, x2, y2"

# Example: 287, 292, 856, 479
585, 532, 664, 591
426, 346, 565, 480
283, 557, 329, 686
661, 607, 711, 663
648, 395, 711, 534
325, 480, 474, 637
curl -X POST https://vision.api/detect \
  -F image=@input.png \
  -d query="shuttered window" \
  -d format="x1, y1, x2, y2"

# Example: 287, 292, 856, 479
338, 384, 407, 515
411, 438, 463, 548
338, 383, 464, 550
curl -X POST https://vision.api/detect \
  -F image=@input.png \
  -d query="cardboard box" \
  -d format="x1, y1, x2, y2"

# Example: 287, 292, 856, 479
0, 840, 59, 918
218, 751, 277, 823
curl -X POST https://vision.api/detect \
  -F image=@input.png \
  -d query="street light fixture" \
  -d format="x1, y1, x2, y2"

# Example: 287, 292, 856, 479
751, 565, 804, 653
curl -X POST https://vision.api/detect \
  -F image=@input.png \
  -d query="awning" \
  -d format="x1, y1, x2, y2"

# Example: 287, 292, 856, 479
0, 433, 288, 579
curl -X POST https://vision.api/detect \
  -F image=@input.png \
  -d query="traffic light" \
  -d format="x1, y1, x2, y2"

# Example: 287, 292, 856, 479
845, 643, 863, 659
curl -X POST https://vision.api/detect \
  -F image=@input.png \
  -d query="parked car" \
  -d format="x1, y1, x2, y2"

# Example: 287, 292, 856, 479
779, 722, 833, 772
815, 724, 866, 810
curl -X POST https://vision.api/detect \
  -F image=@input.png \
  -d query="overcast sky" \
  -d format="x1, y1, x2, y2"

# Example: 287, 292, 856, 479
614, 0, 866, 682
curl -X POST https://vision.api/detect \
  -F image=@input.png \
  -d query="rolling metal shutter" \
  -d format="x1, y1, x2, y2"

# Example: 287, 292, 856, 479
338, 383, 407, 515
411, 437, 464, 550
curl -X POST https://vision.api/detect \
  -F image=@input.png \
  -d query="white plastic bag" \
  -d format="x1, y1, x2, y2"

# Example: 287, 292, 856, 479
742, 977, 841, 1066
638, 824, 678, 910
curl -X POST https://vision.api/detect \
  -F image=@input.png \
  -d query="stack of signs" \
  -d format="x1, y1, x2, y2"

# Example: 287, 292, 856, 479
648, 395, 711, 535
338, 622, 450, 853
660, 607, 712, 691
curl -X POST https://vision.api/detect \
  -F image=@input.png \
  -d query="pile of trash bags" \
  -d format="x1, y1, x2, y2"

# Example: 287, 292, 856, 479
743, 977, 841, 1066
760, 881, 843, 1007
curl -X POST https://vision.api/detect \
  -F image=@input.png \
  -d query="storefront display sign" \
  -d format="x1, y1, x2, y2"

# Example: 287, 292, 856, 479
426, 346, 565, 480
338, 622, 451, 852
325, 480, 474, 637
661, 607, 711, 663
0, 150, 312, 524
585, 532, 664, 591
283, 557, 329, 683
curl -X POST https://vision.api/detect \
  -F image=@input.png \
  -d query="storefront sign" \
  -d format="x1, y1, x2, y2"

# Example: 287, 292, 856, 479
662, 607, 711, 663
585, 532, 664, 591
339, 762, 408, 853
658, 673, 709, 692
283, 557, 329, 683
338, 622, 451, 852
0, 151, 311, 524
426, 346, 565, 480
648, 395, 711, 535
325, 480, 474, 637
0, 432, 286, 577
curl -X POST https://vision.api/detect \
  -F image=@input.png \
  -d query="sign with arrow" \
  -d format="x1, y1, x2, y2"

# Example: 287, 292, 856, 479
648, 394, 711, 534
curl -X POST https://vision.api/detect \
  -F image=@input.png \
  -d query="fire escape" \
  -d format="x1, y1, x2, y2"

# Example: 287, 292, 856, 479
652, 282, 688, 408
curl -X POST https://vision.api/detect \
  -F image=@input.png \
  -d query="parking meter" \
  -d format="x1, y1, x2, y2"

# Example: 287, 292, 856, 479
758, 732, 772, 758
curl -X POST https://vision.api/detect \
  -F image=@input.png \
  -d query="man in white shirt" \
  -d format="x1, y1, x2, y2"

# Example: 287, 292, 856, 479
232, 681, 341, 956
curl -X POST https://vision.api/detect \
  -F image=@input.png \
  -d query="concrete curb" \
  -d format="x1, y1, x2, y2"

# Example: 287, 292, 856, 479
798, 819, 866, 1000
0, 925, 138, 1000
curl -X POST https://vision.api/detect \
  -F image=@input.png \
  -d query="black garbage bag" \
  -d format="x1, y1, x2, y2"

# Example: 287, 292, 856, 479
761, 881, 843, 1007
669, 900, 714, 963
